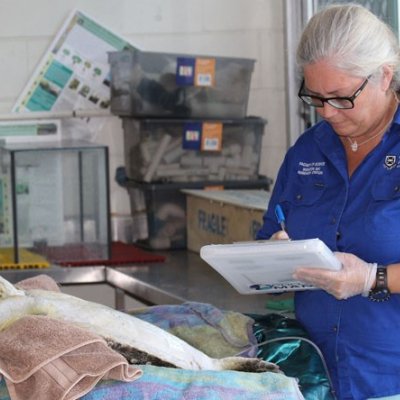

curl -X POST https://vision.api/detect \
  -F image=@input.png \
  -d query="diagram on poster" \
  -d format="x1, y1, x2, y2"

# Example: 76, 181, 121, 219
13, 9, 136, 113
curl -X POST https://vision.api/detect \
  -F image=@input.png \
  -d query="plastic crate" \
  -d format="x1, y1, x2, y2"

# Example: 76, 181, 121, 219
126, 178, 272, 250
122, 117, 266, 183
108, 49, 255, 118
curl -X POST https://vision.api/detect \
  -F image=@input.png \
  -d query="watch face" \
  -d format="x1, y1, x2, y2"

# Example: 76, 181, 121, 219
369, 289, 391, 302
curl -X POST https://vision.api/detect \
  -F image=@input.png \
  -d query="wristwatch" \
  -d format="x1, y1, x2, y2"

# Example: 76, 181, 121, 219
368, 266, 391, 302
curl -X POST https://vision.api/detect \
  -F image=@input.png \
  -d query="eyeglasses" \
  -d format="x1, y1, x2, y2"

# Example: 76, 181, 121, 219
298, 76, 371, 109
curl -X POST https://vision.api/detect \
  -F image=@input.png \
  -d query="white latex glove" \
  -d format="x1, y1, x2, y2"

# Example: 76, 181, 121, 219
292, 252, 377, 300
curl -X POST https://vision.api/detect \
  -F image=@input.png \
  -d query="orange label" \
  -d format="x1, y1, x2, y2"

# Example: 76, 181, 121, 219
201, 122, 223, 151
195, 58, 216, 87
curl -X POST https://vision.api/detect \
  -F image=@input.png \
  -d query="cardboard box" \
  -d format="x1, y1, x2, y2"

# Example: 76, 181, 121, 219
184, 189, 270, 252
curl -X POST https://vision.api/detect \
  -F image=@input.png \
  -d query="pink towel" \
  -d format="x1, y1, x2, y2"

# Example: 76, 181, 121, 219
15, 274, 61, 292
0, 315, 142, 400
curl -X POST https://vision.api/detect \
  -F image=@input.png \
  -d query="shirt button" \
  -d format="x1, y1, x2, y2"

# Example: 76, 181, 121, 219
296, 194, 302, 200
395, 186, 400, 192
336, 231, 341, 239
333, 326, 337, 332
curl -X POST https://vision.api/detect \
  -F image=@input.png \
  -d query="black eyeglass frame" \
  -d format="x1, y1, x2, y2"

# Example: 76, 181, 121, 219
297, 75, 371, 109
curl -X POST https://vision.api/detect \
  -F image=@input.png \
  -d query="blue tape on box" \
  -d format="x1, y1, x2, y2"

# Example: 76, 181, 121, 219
176, 57, 196, 86
182, 122, 202, 150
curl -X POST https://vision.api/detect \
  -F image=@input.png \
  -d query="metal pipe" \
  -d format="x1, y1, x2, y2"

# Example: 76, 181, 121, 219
0, 109, 111, 121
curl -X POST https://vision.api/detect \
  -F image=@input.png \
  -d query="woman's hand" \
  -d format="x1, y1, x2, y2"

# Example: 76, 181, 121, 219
292, 252, 377, 299
270, 230, 290, 240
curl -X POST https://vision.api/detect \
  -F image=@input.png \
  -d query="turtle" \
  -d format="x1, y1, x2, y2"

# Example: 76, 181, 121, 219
0, 275, 279, 373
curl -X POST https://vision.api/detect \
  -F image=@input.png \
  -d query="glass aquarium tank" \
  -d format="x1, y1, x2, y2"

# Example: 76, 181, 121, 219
0, 140, 110, 267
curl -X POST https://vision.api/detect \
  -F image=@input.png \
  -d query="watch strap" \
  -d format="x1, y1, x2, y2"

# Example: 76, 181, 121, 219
368, 266, 391, 302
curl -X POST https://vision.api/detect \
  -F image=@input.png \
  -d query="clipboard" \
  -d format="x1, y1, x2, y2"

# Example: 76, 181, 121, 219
200, 238, 342, 294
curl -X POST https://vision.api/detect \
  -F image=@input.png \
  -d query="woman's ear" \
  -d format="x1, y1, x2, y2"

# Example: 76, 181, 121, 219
381, 65, 394, 91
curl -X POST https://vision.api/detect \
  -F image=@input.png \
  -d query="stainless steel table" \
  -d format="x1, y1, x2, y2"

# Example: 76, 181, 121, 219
1, 250, 286, 315
108, 250, 275, 314
1, 265, 106, 285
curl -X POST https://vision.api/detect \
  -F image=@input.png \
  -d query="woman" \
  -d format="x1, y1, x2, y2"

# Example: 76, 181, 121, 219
257, 4, 400, 400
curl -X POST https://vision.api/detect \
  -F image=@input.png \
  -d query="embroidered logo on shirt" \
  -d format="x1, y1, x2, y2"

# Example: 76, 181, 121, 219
297, 161, 326, 176
384, 155, 397, 169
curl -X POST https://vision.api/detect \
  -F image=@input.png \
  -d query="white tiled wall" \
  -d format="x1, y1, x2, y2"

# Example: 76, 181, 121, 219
0, 0, 287, 214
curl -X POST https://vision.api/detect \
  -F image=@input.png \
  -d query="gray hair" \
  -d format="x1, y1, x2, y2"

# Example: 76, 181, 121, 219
296, 3, 400, 91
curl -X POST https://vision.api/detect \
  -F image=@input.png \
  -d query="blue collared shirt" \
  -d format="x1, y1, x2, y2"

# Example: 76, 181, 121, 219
257, 107, 400, 400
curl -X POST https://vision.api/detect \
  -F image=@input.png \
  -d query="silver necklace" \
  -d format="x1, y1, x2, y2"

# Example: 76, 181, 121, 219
346, 129, 386, 152
346, 98, 397, 152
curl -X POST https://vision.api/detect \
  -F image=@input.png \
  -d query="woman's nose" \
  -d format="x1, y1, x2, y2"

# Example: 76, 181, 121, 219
317, 103, 339, 119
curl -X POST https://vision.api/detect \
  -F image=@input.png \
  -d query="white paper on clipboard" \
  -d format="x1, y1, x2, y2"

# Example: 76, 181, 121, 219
200, 238, 342, 294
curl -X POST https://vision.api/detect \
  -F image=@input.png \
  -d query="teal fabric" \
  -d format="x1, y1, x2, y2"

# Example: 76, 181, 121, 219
249, 313, 335, 400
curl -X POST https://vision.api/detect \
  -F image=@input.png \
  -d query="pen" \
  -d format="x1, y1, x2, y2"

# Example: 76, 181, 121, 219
274, 204, 288, 234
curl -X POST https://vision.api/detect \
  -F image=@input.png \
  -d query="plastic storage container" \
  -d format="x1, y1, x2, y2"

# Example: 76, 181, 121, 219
122, 117, 266, 183
108, 49, 255, 118
126, 177, 272, 250
0, 140, 110, 266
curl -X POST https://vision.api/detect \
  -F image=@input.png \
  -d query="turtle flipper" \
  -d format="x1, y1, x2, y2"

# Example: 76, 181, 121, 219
216, 356, 281, 373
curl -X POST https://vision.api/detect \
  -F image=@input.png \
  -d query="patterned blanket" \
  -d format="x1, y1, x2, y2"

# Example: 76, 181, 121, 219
0, 364, 304, 400
0, 301, 305, 400
130, 302, 258, 358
